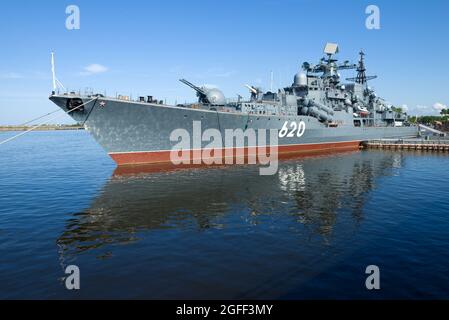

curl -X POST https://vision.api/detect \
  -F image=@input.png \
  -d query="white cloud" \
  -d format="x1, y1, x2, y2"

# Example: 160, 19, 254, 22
415, 105, 429, 110
433, 102, 447, 112
80, 64, 109, 76
0, 72, 24, 79
406, 105, 429, 116
407, 103, 448, 116
0, 71, 52, 80
401, 104, 409, 112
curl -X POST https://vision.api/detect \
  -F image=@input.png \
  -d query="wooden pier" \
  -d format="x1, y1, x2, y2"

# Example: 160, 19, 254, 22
363, 139, 449, 152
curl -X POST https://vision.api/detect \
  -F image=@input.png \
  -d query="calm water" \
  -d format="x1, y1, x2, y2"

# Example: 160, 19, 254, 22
1, 130, 449, 299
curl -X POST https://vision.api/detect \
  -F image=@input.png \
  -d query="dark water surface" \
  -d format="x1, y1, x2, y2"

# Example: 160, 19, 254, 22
1, 130, 449, 299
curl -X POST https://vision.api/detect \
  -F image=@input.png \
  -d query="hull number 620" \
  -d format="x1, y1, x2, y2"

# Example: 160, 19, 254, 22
279, 121, 306, 138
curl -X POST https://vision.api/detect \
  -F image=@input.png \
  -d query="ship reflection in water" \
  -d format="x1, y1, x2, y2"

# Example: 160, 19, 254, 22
57, 151, 406, 299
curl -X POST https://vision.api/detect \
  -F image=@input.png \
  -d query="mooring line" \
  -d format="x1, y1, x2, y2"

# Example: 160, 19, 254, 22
0, 97, 98, 146
81, 99, 98, 126
19, 108, 61, 126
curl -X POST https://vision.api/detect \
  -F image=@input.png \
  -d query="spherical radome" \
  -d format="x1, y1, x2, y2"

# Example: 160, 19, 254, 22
206, 88, 226, 105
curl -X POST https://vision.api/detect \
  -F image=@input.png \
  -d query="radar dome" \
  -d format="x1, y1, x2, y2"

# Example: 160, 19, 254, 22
205, 88, 226, 105
293, 72, 307, 86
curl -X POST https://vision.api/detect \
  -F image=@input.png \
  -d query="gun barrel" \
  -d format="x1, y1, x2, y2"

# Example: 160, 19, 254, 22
179, 79, 206, 95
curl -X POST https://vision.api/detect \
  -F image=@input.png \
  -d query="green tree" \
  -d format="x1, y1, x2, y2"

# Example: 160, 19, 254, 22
391, 106, 403, 113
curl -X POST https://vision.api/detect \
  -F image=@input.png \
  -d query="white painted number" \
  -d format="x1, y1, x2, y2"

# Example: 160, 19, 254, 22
279, 121, 306, 138
287, 122, 297, 137
279, 122, 289, 138
297, 121, 306, 137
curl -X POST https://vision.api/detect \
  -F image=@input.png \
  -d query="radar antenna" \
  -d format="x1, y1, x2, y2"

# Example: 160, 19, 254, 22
346, 50, 377, 84
303, 43, 356, 85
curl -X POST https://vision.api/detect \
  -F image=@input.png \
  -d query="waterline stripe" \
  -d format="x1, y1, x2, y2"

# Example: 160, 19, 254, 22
108, 140, 362, 155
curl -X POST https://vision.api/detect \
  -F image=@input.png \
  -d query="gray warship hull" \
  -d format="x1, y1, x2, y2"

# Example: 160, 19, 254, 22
49, 95, 418, 165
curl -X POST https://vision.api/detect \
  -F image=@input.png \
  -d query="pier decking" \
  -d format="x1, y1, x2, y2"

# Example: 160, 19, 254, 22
363, 138, 449, 152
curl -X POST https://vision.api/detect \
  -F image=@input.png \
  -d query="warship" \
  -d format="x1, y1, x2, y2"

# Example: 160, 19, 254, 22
49, 43, 418, 165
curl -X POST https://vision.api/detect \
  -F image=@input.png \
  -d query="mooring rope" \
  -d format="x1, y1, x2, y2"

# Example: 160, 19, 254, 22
0, 97, 98, 146
19, 108, 62, 126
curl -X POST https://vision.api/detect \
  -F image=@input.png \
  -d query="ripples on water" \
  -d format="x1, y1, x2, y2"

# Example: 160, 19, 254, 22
0, 130, 449, 299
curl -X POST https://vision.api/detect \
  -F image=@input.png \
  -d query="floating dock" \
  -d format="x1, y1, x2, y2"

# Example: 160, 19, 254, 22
363, 138, 449, 152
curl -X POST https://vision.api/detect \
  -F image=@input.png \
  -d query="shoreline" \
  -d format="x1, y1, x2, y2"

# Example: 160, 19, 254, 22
0, 125, 84, 132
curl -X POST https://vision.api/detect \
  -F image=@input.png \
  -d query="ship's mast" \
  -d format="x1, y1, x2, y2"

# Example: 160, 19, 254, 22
347, 50, 377, 85
50, 52, 66, 92
356, 51, 367, 84
51, 52, 57, 91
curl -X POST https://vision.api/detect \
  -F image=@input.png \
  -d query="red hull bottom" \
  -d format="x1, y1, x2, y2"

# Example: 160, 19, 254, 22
110, 140, 362, 166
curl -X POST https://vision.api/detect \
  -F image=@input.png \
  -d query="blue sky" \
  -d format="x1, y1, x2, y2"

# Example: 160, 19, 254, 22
1, 0, 448, 124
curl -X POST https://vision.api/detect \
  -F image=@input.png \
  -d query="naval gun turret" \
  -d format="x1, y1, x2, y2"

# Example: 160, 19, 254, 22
179, 79, 226, 105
